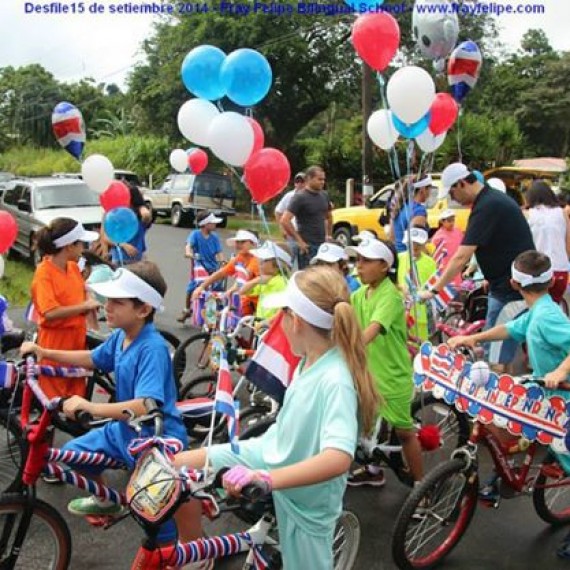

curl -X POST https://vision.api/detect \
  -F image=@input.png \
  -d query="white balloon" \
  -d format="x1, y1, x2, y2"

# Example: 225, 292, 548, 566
177, 99, 220, 146
208, 112, 254, 167
387, 66, 436, 124
0, 255, 4, 279
169, 149, 188, 173
81, 154, 114, 195
367, 110, 399, 150
412, 0, 459, 60
416, 130, 446, 153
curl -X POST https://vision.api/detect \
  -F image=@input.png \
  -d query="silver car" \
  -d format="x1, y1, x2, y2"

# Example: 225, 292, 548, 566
0, 177, 103, 265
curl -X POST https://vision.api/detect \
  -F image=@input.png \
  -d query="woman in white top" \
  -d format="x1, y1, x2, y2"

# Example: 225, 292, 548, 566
524, 180, 570, 303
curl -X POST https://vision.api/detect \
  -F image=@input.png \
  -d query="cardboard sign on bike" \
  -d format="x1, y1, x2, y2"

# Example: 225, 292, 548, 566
414, 342, 570, 454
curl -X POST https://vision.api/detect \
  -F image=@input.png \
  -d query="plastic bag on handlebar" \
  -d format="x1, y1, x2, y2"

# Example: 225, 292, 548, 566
126, 446, 182, 526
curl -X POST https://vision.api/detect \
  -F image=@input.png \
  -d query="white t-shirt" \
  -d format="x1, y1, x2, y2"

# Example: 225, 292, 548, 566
275, 189, 298, 231
528, 206, 569, 271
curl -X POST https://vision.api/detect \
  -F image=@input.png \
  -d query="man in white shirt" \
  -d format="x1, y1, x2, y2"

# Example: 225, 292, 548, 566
275, 172, 306, 268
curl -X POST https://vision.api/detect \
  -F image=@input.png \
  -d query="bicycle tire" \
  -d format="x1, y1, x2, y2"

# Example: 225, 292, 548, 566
0, 494, 72, 569
172, 332, 211, 390
533, 453, 570, 525
333, 510, 361, 570
239, 407, 275, 441
411, 394, 471, 478
0, 411, 24, 494
391, 457, 478, 570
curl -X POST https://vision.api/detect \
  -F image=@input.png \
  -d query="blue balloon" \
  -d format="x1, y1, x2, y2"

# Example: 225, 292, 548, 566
104, 208, 139, 244
473, 170, 485, 184
392, 112, 430, 139
220, 49, 272, 107
344, 0, 385, 11
181, 45, 227, 101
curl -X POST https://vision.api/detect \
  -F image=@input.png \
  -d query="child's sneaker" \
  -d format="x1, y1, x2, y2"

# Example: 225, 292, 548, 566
67, 496, 124, 517
478, 480, 499, 503
177, 309, 191, 323
347, 466, 386, 487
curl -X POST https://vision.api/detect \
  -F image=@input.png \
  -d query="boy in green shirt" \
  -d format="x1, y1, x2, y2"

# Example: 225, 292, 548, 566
239, 241, 291, 321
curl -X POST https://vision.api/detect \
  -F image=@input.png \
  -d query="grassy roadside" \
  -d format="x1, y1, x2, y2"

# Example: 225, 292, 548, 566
225, 214, 280, 239
1, 257, 33, 306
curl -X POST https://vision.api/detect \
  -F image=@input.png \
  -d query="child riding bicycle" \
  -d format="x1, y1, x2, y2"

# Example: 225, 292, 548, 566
21, 261, 188, 547
173, 266, 379, 570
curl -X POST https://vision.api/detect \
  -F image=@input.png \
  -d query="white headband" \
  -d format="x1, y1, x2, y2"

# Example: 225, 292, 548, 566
53, 222, 98, 248
199, 213, 222, 227
511, 263, 553, 288
413, 175, 433, 190
288, 273, 334, 329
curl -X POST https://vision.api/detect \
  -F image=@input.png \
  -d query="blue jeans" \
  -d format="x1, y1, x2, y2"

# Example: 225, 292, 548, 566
297, 243, 320, 270
485, 293, 525, 365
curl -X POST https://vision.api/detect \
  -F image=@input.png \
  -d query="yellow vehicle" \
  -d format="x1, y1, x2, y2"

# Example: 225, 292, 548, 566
332, 174, 471, 246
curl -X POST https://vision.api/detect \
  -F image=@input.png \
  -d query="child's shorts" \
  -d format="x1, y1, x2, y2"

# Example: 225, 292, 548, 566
379, 391, 414, 430
208, 442, 334, 570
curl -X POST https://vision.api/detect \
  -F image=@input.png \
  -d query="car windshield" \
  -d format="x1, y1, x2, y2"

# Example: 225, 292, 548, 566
35, 184, 100, 209
116, 173, 141, 186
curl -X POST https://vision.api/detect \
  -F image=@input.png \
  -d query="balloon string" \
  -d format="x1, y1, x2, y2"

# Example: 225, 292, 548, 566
256, 204, 288, 281
456, 107, 463, 163
376, 72, 401, 182
115, 245, 124, 268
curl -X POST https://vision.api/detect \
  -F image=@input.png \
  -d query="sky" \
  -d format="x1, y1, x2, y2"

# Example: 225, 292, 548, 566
0, 0, 568, 90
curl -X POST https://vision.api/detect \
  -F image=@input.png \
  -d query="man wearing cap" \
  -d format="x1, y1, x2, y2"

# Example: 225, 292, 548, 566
280, 166, 333, 269
275, 172, 305, 267
423, 162, 534, 369
178, 210, 225, 323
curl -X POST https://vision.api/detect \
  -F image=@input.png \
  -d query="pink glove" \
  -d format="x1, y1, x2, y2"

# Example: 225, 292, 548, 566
222, 466, 272, 496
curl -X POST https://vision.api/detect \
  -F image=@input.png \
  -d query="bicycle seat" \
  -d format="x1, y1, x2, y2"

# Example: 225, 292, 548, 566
1, 329, 25, 353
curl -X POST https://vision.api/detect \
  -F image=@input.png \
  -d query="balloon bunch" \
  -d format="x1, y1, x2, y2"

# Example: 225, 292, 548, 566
175, 44, 290, 204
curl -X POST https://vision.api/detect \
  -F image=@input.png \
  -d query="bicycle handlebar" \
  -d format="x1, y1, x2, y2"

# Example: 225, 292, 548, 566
520, 378, 570, 391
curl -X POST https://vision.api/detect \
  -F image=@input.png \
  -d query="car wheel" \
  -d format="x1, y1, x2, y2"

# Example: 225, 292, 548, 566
333, 226, 352, 247
171, 204, 183, 227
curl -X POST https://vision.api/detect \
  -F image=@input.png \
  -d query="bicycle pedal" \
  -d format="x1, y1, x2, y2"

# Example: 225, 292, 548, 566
84, 514, 117, 527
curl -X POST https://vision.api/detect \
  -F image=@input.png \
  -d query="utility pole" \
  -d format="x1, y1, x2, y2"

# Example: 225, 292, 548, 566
362, 62, 374, 200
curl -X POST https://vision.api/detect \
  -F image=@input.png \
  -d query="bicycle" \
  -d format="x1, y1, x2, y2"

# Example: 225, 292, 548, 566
392, 342, 570, 569
0, 357, 360, 569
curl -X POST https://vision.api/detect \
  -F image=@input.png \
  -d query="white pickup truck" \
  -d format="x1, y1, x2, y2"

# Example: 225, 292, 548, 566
143, 172, 236, 227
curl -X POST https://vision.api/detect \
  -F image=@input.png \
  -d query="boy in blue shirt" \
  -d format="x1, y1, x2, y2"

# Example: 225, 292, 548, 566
21, 261, 187, 535
178, 211, 224, 323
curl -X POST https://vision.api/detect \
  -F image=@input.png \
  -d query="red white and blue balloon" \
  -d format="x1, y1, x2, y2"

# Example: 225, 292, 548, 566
51, 102, 86, 160
447, 41, 482, 104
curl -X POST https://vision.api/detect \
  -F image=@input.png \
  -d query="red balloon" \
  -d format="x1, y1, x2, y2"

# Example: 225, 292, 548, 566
99, 181, 131, 212
351, 13, 400, 72
429, 93, 459, 136
0, 211, 18, 254
188, 148, 208, 174
246, 117, 265, 155
244, 148, 291, 204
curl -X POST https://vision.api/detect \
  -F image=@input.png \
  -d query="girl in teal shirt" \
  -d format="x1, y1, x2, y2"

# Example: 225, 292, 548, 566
173, 266, 379, 570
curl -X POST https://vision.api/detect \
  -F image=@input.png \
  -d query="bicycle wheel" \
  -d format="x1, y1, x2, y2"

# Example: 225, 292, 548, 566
533, 453, 570, 525
0, 494, 71, 569
172, 332, 211, 390
437, 311, 463, 343
392, 458, 478, 570
239, 407, 275, 441
0, 411, 24, 493
333, 510, 360, 570
411, 394, 471, 476
158, 329, 180, 357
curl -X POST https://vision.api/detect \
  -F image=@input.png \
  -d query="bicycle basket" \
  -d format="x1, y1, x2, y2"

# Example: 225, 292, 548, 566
463, 288, 488, 323
126, 447, 182, 526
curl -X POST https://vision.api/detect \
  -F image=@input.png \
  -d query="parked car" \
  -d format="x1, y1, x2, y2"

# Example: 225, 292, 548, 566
143, 171, 236, 227
331, 173, 471, 246
0, 177, 103, 265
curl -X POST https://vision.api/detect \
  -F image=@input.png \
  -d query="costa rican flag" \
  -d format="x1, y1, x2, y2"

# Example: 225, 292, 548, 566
432, 239, 448, 267
245, 311, 301, 405
176, 397, 215, 419
425, 271, 458, 312
214, 353, 240, 454
192, 260, 209, 284
25, 301, 40, 324
231, 262, 249, 312
51, 102, 85, 160
252, 546, 270, 570
0, 362, 16, 390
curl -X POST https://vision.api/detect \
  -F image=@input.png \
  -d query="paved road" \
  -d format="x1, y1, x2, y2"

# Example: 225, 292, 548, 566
13, 223, 570, 568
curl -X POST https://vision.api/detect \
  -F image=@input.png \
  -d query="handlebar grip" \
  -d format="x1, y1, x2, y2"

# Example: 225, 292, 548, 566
74, 410, 94, 429
241, 481, 270, 502
528, 379, 570, 391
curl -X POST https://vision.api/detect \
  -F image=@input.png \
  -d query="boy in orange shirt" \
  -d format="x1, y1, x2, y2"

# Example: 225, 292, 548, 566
192, 229, 260, 315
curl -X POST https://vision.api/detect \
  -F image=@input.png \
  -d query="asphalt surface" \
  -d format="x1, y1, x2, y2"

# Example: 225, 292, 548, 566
9, 222, 570, 569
